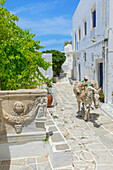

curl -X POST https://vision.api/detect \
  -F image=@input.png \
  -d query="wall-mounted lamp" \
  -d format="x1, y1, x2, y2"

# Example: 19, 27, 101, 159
91, 37, 96, 42
91, 34, 105, 43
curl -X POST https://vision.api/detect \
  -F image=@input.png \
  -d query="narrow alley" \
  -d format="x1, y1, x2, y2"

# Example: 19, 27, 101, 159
49, 83, 113, 170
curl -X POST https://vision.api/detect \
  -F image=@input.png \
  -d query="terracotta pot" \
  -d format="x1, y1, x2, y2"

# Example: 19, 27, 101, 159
47, 94, 53, 107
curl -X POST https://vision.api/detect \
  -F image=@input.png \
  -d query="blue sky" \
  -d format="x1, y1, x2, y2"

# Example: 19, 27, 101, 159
4, 0, 80, 51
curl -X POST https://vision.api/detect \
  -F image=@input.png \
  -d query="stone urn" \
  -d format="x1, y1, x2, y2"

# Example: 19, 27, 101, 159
47, 94, 53, 107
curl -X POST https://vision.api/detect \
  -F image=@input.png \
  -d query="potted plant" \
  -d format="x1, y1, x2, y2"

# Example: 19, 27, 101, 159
98, 88, 104, 103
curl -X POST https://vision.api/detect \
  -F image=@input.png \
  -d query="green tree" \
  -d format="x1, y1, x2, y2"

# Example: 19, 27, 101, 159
63, 41, 71, 48
0, 0, 51, 90
43, 50, 66, 76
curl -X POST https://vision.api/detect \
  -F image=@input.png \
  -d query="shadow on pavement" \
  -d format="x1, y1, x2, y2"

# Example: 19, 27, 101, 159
0, 100, 11, 170
76, 111, 102, 128
68, 77, 73, 85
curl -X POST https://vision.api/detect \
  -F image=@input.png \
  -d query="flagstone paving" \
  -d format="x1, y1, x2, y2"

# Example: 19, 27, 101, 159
0, 155, 52, 170
48, 83, 113, 170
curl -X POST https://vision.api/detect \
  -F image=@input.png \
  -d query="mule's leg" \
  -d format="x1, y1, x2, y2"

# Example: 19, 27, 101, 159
84, 105, 88, 121
91, 101, 94, 110
78, 101, 82, 116
87, 104, 91, 120
81, 103, 84, 111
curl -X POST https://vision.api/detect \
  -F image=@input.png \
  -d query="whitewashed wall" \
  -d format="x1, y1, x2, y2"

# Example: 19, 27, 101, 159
63, 44, 73, 75
107, 0, 113, 103
39, 53, 53, 79
72, 0, 113, 103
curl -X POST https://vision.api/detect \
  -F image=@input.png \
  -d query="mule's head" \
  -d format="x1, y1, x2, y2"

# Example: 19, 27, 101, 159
74, 82, 84, 95
93, 93, 100, 108
87, 86, 100, 109
93, 88, 101, 109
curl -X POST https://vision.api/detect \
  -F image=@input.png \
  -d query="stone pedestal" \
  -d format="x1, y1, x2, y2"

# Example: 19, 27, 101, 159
0, 89, 48, 159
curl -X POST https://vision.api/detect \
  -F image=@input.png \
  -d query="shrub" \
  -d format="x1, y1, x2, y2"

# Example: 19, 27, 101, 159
0, 0, 51, 90
98, 88, 104, 99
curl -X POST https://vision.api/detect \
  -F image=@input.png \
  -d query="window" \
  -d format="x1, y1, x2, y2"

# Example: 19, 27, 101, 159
91, 52, 94, 61
78, 28, 81, 41
84, 21, 87, 36
76, 42, 78, 51
84, 52, 86, 62
75, 60, 76, 66
75, 32, 76, 50
92, 9, 96, 28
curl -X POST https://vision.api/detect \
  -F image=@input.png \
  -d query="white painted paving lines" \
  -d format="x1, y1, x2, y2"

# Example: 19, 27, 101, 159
0, 155, 52, 170
49, 83, 113, 170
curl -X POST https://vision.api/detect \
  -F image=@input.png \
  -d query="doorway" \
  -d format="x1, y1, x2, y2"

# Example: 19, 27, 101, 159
99, 63, 103, 88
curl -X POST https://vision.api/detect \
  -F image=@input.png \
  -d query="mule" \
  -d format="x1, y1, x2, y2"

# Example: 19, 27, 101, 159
74, 85, 100, 121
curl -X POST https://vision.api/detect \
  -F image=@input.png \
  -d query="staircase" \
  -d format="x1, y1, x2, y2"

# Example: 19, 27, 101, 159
58, 56, 73, 83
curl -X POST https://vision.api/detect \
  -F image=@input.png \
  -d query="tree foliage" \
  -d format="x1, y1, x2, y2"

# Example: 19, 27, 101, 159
43, 50, 66, 76
0, 0, 51, 90
63, 41, 72, 48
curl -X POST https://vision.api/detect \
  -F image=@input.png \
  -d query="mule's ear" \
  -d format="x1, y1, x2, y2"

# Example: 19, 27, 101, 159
89, 86, 95, 91
97, 88, 101, 93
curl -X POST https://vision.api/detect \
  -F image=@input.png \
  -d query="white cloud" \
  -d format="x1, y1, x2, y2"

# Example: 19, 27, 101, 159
12, 1, 59, 15
9, 0, 72, 51
43, 46, 64, 52
40, 39, 71, 46
18, 16, 72, 36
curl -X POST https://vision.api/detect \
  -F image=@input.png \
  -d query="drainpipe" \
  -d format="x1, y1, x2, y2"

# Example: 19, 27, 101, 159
104, 0, 108, 103
104, 40, 108, 103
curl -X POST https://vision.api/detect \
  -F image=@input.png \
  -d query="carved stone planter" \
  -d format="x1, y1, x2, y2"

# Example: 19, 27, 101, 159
0, 89, 47, 143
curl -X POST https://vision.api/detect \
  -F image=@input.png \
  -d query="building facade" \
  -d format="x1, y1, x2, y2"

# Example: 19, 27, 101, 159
72, 0, 113, 103
64, 44, 73, 78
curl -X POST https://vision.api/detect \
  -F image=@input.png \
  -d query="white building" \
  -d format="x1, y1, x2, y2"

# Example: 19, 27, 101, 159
72, 0, 113, 103
39, 53, 53, 79
63, 44, 73, 78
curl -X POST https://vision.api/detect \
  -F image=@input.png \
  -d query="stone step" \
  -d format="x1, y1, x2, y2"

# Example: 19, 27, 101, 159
46, 111, 72, 169
109, 103, 113, 109
59, 73, 67, 78
100, 103, 113, 120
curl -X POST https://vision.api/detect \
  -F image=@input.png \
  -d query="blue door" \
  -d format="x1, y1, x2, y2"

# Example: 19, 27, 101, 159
100, 63, 103, 88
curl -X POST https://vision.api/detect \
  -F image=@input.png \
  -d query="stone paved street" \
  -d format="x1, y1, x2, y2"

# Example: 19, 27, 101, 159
48, 83, 113, 170
0, 155, 52, 170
